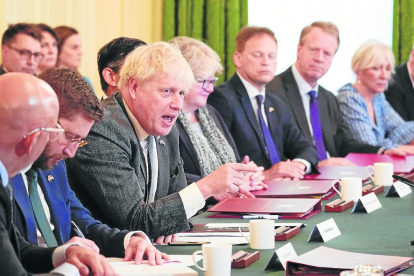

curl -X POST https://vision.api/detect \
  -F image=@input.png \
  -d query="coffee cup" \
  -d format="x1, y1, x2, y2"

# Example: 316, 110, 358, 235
239, 219, 274, 250
332, 177, 362, 202
366, 162, 394, 186
192, 243, 232, 276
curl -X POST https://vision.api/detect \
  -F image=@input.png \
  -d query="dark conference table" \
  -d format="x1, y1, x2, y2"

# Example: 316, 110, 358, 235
157, 188, 414, 275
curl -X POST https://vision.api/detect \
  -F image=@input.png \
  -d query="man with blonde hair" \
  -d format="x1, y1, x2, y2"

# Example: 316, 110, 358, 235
267, 21, 399, 165
385, 45, 414, 121
66, 42, 257, 243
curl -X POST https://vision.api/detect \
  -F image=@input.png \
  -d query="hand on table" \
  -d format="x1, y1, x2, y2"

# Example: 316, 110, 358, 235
318, 157, 356, 167
263, 160, 305, 181
125, 236, 169, 265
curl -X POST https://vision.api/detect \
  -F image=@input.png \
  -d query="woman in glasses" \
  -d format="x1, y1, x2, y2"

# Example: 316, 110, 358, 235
170, 36, 266, 206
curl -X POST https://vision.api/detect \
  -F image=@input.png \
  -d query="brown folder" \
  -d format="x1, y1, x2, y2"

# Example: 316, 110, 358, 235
252, 180, 337, 200
207, 198, 321, 219
286, 246, 414, 275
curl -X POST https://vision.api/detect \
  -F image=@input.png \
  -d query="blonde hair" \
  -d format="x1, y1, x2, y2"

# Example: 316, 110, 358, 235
352, 40, 395, 74
299, 21, 339, 47
170, 36, 223, 78
119, 41, 194, 90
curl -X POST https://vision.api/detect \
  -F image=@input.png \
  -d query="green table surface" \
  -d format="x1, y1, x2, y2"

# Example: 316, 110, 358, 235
156, 190, 414, 275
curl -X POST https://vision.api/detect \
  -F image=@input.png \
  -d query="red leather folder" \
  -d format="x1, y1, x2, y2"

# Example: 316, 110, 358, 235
207, 198, 321, 219
252, 180, 337, 200
286, 246, 414, 275
304, 166, 369, 180
345, 153, 414, 173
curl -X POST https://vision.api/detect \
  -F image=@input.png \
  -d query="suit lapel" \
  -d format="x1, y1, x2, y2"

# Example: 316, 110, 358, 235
154, 137, 168, 200
11, 174, 38, 244
282, 68, 313, 141
264, 96, 281, 158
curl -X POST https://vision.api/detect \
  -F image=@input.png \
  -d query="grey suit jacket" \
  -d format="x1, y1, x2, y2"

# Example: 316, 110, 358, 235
385, 63, 414, 121
66, 92, 190, 239
266, 67, 381, 157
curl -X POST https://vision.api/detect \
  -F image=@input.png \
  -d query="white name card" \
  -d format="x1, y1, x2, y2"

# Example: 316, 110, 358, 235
352, 192, 382, 213
308, 218, 341, 242
385, 181, 412, 198
265, 242, 297, 271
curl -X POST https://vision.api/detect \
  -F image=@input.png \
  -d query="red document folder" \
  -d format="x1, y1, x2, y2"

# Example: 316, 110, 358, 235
252, 180, 337, 200
345, 153, 414, 173
286, 246, 414, 275
207, 198, 321, 219
304, 166, 369, 180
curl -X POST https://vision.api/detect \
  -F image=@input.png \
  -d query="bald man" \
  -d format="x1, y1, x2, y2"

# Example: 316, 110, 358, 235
0, 73, 117, 275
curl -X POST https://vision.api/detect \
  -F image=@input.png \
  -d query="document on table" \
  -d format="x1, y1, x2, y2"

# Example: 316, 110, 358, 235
204, 222, 305, 228
175, 231, 248, 244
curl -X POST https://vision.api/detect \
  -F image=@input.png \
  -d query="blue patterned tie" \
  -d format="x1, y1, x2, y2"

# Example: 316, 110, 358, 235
256, 95, 280, 164
309, 90, 328, 160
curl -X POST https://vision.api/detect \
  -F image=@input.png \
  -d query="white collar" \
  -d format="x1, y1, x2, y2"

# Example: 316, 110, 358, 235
237, 72, 266, 101
0, 160, 9, 187
292, 64, 319, 97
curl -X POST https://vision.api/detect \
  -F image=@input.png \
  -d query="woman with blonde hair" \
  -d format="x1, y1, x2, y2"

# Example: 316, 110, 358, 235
170, 36, 266, 204
338, 40, 414, 153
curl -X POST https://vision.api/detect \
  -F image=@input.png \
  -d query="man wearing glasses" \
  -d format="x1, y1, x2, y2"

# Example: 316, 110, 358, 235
10, 68, 168, 266
0, 23, 43, 75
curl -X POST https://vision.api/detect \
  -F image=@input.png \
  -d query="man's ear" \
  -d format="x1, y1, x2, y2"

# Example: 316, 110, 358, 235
2, 45, 9, 60
15, 132, 40, 157
233, 52, 242, 69
102, 68, 117, 87
128, 78, 139, 100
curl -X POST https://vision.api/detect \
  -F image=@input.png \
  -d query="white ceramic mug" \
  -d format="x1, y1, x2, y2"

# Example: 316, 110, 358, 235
332, 177, 362, 202
366, 162, 394, 186
192, 243, 232, 276
239, 219, 274, 250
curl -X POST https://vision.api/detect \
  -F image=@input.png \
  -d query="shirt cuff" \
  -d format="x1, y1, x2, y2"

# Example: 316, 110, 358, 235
179, 183, 205, 219
50, 262, 80, 276
52, 243, 80, 268
123, 231, 152, 250
293, 158, 311, 174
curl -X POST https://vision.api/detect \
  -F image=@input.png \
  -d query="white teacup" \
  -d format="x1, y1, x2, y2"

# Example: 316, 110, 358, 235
239, 219, 274, 250
192, 243, 232, 276
332, 177, 362, 202
366, 162, 394, 186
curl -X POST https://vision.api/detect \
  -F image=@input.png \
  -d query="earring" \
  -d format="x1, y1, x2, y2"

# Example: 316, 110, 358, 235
357, 79, 361, 84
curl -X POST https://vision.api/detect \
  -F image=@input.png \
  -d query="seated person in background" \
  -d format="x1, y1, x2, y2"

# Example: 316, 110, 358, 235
171, 36, 266, 201
0, 73, 117, 276
338, 40, 414, 152
1, 23, 42, 75
266, 22, 402, 166
34, 23, 58, 75
385, 45, 414, 121
98, 37, 146, 98
66, 42, 257, 244
10, 67, 167, 265
208, 26, 319, 181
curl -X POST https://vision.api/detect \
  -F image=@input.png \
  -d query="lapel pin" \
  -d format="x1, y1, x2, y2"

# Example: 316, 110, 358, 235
47, 175, 54, 182
159, 139, 165, 146
269, 107, 274, 113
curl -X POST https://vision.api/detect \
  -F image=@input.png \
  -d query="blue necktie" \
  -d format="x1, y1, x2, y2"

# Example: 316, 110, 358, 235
256, 95, 280, 164
309, 90, 328, 160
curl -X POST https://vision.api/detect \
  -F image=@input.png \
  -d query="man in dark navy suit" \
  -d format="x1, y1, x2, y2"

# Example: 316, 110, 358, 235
208, 26, 318, 181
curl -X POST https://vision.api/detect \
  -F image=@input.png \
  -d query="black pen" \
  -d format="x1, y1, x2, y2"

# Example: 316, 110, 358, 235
392, 175, 414, 188
71, 220, 85, 238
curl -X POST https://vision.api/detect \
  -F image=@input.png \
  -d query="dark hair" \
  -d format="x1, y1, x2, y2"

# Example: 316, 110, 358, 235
97, 37, 146, 91
2, 23, 42, 45
37, 23, 59, 44
236, 26, 277, 53
53, 25, 78, 53
38, 67, 103, 122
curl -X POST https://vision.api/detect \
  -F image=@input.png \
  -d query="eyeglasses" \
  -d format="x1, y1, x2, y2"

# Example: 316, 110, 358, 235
58, 121, 88, 148
24, 123, 65, 142
7, 45, 44, 62
195, 77, 219, 90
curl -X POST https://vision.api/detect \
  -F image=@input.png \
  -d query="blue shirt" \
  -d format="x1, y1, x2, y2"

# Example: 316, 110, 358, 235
337, 83, 414, 148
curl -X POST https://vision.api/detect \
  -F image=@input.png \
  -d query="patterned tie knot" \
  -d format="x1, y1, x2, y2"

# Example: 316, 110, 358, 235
309, 90, 317, 102
256, 94, 264, 105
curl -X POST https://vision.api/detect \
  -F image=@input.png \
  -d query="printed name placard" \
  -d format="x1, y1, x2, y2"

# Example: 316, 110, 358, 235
352, 192, 382, 213
307, 218, 341, 242
265, 242, 297, 270
385, 181, 412, 198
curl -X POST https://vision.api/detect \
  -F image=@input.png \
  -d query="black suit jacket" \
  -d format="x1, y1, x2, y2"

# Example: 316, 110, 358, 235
0, 176, 55, 275
385, 63, 414, 121
207, 73, 318, 171
266, 67, 381, 157
0, 66, 6, 76
177, 104, 241, 184
66, 92, 190, 239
